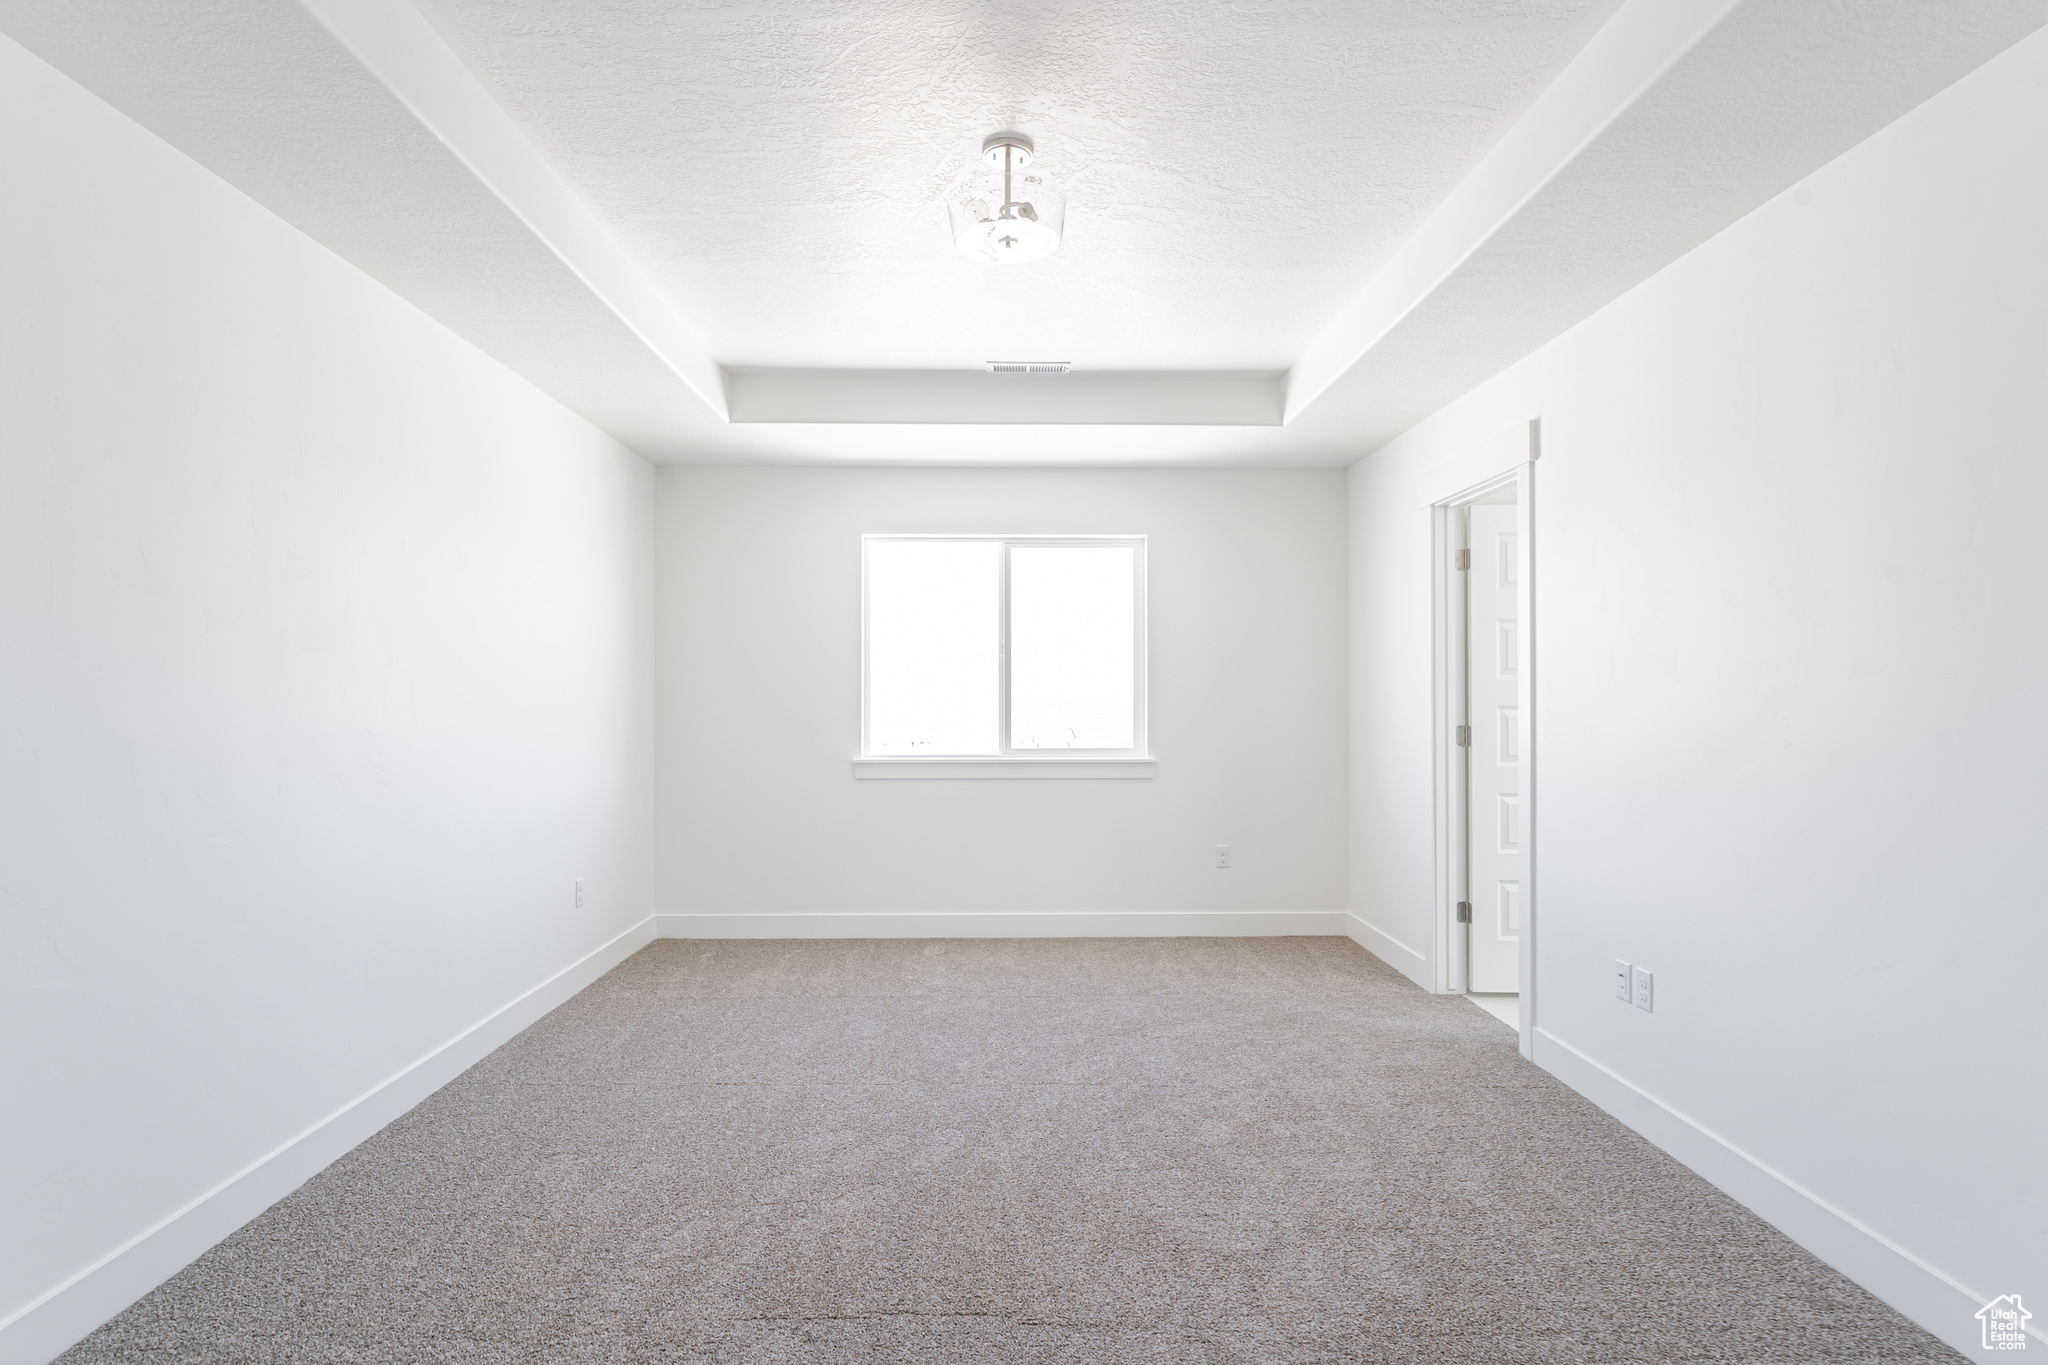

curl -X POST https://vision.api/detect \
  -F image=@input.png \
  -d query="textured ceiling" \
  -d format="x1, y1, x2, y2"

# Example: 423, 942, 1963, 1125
410, 0, 1618, 371
4, 0, 2046, 464
0, 0, 709, 455
1292, 0, 2048, 453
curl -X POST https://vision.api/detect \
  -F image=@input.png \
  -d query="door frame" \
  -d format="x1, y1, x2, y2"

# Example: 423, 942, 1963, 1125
1425, 419, 1538, 1059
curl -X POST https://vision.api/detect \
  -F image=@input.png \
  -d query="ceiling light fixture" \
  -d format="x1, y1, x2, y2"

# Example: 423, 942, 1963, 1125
951, 135, 1064, 265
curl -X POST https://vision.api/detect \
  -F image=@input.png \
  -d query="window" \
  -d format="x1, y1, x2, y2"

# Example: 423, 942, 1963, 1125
862, 535, 1147, 762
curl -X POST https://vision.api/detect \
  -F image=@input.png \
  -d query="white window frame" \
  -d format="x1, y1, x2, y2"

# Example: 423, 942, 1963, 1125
854, 534, 1154, 780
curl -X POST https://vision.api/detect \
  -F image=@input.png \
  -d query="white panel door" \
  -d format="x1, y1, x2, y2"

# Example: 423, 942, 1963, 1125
1467, 503, 1520, 994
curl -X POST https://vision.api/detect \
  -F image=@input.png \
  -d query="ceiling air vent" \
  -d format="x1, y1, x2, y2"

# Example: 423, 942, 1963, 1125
985, 361, 1070, 374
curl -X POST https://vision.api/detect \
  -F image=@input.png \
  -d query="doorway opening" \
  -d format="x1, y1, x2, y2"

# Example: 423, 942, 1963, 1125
1460, 492, 1520, 1031
1428, 426, 1536, 1058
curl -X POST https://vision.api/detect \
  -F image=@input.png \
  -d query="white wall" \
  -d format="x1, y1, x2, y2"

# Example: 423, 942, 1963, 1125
0, 35, 655, 1363
1347, 26, 2047, 1361
656, 467, 1347, 930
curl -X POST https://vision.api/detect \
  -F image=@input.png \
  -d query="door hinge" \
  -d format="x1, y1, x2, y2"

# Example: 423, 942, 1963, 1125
1456, 901, 1472, 924
1454, 548, 1470, 570
1455, 724, 1471, 747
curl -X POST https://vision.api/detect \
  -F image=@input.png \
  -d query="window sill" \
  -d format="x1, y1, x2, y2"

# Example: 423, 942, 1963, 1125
852, 756, 1156, 780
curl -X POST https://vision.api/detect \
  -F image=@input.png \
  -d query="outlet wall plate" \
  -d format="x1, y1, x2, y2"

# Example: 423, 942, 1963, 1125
1631, 965, 1654, 1012
1215, 845, 1231, 869
1614, 960, 1632, 1001
574, 878, 585, 908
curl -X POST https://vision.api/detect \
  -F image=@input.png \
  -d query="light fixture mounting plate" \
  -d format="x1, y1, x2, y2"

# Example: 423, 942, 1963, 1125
980, 134, 1034, 168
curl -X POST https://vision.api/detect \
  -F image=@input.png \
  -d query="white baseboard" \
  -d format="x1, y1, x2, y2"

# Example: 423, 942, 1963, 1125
654, 910, 1349, 939
1342, 911, 1430, 989
0, 915, 657, 1365
1531, 1026, 2023, 1363
21, 918, 1999, 1365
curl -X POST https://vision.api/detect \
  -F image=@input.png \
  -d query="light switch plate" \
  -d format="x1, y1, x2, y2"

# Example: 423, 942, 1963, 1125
1614, 960, 1631, 1001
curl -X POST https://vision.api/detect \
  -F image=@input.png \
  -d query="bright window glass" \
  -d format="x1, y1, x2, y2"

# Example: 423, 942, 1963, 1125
865, 539, 1000, 755
862, 536, 1144, 757
1009, 545, 1135, 749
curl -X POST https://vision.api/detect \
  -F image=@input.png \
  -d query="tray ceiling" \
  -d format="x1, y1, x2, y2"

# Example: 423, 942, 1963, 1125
2, 0, 2042, 463
408, 0, 1616, 373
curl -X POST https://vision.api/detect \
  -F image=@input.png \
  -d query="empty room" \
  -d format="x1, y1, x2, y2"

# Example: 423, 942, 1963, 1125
2, 0, 2042, 1361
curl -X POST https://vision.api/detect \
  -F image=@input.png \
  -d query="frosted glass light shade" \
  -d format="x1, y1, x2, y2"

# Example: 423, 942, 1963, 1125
950, 195, 1065, 264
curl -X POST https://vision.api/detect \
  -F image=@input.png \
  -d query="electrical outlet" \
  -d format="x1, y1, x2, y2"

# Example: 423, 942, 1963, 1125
574, 878, 585, 908
1614, 960, 1632, 1001
1631, 965, 1654, 1012
1215, 845, 1231, 870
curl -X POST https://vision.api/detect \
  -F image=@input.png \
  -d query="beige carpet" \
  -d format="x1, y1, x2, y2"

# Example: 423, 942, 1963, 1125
61, 937, 1959, 1363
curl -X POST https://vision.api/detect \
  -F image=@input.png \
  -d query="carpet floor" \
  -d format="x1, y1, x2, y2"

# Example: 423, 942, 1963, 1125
60, 937, 1960, 1363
